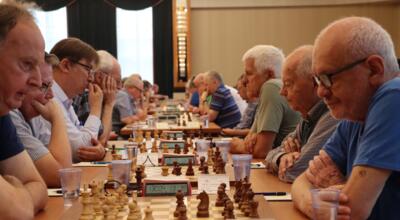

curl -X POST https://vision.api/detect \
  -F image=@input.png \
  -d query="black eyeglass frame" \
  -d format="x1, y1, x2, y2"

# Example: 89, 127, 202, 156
313, 57, 368, 88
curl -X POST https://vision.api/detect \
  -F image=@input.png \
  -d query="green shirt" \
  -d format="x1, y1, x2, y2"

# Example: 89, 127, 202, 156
250, 79, 300, 148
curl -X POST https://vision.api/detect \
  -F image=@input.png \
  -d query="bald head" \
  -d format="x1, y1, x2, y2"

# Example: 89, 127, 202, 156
193, 73, 207, 94
284, 45, 313, 78
313, 16, 398, 78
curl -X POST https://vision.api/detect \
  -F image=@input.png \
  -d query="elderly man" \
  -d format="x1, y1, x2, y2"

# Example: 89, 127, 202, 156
11, 53, 72, 187
222, 74, 258, 137
204, 71, 241, 128
265, 45, 338, 183
32, 38, 106, 162
292, 17, 400, 220
0, 2, 48, 218
230, 45, 300, 159
73, 50, 120, 145
112, 75, 145, 134
192, 73, 210, 114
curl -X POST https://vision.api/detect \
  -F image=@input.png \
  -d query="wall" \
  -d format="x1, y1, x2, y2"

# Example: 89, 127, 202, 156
189, 2, 400, 87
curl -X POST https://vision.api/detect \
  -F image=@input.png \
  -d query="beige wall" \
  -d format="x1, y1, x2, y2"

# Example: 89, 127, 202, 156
190, 2, 400, 86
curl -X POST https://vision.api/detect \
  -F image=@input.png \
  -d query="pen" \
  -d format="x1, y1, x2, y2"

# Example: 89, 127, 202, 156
91, 161, 111, 164
256, 192, 287, 196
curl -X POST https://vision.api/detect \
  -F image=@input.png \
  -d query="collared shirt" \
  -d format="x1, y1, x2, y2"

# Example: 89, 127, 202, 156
112, 89, 138, 134
209, 84, 241, 128
72, 90, 104, 135
265, 100, 338, 182
234, 100, 258, 129
10, 109, 49, 161
226, 85, 248, 116
31, 81, 101, 162
0, 114, 24, 161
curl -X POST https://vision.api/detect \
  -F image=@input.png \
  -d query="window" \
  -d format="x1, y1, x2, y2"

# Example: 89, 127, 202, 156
32, 7, 68, 52
117, 7, 153, 83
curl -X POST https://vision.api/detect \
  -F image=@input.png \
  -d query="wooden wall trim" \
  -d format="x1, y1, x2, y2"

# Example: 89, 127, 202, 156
191, 0, 398, 9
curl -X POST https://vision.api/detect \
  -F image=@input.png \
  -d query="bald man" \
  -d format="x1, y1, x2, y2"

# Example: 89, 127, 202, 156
292, 17, 400, 220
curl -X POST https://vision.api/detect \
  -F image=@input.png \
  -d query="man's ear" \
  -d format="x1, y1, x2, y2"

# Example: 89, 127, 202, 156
57, 58, 72, 73
367, 55, 385, 87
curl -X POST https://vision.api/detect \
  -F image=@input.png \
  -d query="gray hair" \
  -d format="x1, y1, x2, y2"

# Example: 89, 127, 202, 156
290, 45, 313, 78
97, 50, 115, 74
242, 45, 285, 78
315, 16, 399, 77
205, 70, 224, 84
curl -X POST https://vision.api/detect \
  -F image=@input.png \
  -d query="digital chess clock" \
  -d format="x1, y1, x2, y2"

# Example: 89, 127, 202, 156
143, 181, 191, 196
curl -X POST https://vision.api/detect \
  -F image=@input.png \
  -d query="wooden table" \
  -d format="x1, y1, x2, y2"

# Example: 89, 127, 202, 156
120, 122, 222, 136
34, 165, 307, 220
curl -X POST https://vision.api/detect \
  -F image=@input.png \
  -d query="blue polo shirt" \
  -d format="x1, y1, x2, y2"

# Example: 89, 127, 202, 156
0, 114, 24, 160
324, 78, 400, 220
209, 84, 241, 128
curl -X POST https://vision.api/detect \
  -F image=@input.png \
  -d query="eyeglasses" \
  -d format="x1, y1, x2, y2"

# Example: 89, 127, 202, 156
313, 57, 367, 88
72, 61, 94, 76
39, 82, 52, 95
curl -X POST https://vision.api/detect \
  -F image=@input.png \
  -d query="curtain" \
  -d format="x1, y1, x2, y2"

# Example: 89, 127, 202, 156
67, 0, 117, 57
104, 0, 164, 10
153, 0, 173, 97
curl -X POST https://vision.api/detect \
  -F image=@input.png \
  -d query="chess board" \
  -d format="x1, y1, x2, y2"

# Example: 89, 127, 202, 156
82, 197, 266, 220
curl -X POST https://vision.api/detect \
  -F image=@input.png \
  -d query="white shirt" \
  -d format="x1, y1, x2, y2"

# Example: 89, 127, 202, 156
226, 85, 247, 116
31, 81, 101, 162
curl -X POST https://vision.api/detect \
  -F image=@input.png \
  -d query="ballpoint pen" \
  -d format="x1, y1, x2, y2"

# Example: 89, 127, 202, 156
256, 192, 287, 196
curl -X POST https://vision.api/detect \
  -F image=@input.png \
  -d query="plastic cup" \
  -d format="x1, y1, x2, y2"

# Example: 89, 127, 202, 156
232, 154, 252, 181
124, 143, 138, 160
200, 115, 209, 128
214, 140, 231, 162
195, 139, 211, 161
59, 168, 82, 206
310, 188, 340, 220
111, 160, 132, 185
147, 116, 156, 128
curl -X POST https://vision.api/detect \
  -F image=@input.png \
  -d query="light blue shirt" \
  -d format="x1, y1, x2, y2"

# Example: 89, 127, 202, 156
31, 81, 101, 162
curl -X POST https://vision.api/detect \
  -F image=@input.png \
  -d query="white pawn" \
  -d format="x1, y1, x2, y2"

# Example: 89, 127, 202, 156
143, 206, 154, 220
127, 201, 142, 220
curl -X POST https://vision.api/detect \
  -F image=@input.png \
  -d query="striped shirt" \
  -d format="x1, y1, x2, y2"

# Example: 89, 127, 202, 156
209, 84, 241, 128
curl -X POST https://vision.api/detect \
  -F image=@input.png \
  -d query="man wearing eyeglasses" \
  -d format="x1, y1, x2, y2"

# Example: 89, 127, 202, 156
11, 53, 73, 188
112, 75, 145, 134
31, 38, 106, 162
73, 50, 121, 145
292, 17, 400, 220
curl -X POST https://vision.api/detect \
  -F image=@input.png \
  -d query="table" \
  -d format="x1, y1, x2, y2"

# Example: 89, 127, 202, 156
120, 122, 222, 136
34, 166, 307, 220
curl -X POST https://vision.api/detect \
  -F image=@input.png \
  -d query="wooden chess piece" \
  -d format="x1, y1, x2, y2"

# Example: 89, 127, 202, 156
174, 144, 181, 154
143, 206, 154, 220
135, 167, 142, 195
249, 200, 260, 218
199, 156, 206, 172
245, 189, 255, 216
174, 164, 182, 176
234, 180, 242, 203
111, 145, 116, 155
183, 143, 189, 154
174, 190, 185, 217
172, 161, 178, 175
79, 184, 93, 220
161, 166, 169, 176
185, 159, 194, 176
207, 148, 214, 166
127, 201, 142, 220
177, 205, 188, 220
182, 120, 187, 127
151, 141, 158, 153
224, 200, 235, 219
162, 144, 169, 153
202, 164, 209, 174
196, 191, 210, 217
215, 186, 225, 207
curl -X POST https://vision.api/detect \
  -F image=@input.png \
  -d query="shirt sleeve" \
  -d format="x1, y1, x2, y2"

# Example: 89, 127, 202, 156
0, 114, 25, 161
116, 92, 133, 119
10, 111, 49, 161
283, 113, 338, 182
209, 91, 225, 112
354, 90, 400, 171
251, 83, 283, 134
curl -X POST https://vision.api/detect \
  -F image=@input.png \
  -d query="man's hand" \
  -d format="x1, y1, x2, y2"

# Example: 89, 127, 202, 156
101, 75, 117, 106
77, 138, 106, 161
282, 136, 301, 153
321, 185, 351, 220
278, 152, 300, 180
305, 150, 345, 188
222, 128, 234, 136
229, 137, 248, 154
88, 83, 104, 115
244, 133, 257, 153
31, 99, 61, 123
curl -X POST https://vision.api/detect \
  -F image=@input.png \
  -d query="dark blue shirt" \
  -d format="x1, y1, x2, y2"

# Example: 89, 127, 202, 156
209, 84, 241, 128
0, 114, 24, 160
190, 91, 199, 107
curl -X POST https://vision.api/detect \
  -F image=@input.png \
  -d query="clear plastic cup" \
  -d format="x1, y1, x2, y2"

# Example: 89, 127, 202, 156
111, 160, 132, 185
200, 115, 209, 128
310, 188, 340, 220
214, 140, 231, 162
124, 143, 138, 160
147, 116, 156, 128
59, 168, 82, 206
195, 139, 211, 161
232, 154, 252, 181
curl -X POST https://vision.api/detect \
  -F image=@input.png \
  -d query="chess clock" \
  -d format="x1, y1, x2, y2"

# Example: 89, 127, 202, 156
159, 140, 185, 149
162, 154, 196, 165
142, 181, 191, 196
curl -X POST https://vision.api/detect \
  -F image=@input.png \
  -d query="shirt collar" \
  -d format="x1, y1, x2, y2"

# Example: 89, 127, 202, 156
304, 100, 325, 123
